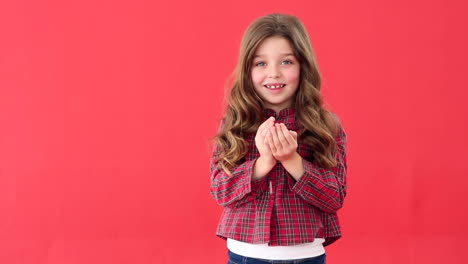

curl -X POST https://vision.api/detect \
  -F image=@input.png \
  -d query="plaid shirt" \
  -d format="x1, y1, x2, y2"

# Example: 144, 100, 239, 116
210, 107, 348, 247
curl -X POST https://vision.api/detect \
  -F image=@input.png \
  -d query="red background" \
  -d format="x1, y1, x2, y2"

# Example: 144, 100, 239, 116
1, 0, 467, 263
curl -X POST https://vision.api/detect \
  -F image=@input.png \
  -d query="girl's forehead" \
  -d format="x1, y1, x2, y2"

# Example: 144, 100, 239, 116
254, 52, 295, 58
254, 37, 295, 57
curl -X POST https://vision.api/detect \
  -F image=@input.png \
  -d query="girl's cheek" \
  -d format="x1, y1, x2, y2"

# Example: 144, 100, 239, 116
251, 70, 264, 83
285, 68, 300, 81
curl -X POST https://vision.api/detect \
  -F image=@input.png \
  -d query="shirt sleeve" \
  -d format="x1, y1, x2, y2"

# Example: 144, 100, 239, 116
209, 119, 269, 208
290, 124, 348, 213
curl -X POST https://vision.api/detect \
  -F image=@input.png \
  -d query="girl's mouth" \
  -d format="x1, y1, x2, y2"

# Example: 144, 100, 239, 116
264, 84, 286, 89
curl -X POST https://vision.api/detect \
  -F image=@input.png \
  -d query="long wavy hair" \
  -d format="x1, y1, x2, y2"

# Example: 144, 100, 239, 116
212, 13, 342, 175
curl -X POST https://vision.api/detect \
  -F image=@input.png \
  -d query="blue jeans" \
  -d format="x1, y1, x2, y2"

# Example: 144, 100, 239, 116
227, 250, 326, 264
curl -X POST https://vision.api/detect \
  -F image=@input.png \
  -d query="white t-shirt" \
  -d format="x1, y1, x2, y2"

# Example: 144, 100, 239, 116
227, 238, 326, 260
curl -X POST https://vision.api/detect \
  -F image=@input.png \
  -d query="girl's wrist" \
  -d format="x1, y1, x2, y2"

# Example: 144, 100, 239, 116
258, 155, 276, 168
252, 155, 276, 181
280, 152, 304, 180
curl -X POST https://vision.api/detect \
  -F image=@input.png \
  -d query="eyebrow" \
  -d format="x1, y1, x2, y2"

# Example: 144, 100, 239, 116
254, 53, 295, 58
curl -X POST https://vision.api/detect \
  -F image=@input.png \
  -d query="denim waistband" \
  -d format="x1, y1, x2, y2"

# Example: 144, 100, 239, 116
228, 249, 326, 264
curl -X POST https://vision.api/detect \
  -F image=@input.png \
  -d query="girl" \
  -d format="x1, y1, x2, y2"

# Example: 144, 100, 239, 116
210, 13, 348, 264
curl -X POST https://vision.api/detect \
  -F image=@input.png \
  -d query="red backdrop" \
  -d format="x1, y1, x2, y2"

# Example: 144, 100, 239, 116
1, 0, 467, 263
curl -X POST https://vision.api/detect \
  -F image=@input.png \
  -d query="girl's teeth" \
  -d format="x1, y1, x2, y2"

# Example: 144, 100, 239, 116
265, 84, 285, 89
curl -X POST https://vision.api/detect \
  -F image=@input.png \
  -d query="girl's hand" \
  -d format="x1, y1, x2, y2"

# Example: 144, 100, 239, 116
290, 129, 298, 142
255, 117, 276, 165
267, 123, 298, 162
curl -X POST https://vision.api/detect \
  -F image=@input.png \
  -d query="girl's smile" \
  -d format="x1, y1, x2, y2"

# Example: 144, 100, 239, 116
264, 83, 286, 91
264, 83, 286, 93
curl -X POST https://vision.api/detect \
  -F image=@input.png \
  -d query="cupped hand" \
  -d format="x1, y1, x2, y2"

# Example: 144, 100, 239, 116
267, 123, 298, 162
255, 116, 277, 165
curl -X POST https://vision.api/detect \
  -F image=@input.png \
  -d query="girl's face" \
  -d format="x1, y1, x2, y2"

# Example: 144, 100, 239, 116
251, 36, 300, 113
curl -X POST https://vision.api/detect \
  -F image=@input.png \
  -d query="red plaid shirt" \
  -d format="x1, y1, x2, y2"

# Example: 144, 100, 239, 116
210, 107, 348, 246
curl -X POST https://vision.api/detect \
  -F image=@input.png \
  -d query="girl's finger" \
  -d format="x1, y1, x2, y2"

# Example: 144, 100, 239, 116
290, 130, 298, 142
267, 133, 277, 153
279, 123, 293, 145
281, 123, 294, 145
258, 116, 275, 134
264, 131, 269, 147
263, 130, 271, 147
275, 123, 288, 148
264, 129, 274, 149
261, 123, 270, 138
269, 125, 282, 150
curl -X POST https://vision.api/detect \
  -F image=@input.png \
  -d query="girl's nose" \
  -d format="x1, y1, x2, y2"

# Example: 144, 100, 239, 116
268, 67, 281, 78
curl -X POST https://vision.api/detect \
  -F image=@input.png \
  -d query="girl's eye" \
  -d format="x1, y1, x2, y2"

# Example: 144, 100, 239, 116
255, 62, 266, 67
254, 60, 293, 67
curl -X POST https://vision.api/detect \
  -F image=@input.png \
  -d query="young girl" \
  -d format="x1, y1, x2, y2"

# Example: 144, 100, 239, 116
210, 13, 347, 264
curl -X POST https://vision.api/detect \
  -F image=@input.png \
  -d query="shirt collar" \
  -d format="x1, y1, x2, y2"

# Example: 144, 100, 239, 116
262, 107, 296, 119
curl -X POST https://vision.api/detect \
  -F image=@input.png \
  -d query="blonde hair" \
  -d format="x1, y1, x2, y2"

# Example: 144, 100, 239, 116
212, 13, 342, 175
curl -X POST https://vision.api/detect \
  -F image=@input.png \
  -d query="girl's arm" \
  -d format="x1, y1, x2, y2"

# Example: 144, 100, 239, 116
210, 118, 276, 208
210, 147, 274, 208
283, 125, 348, 213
